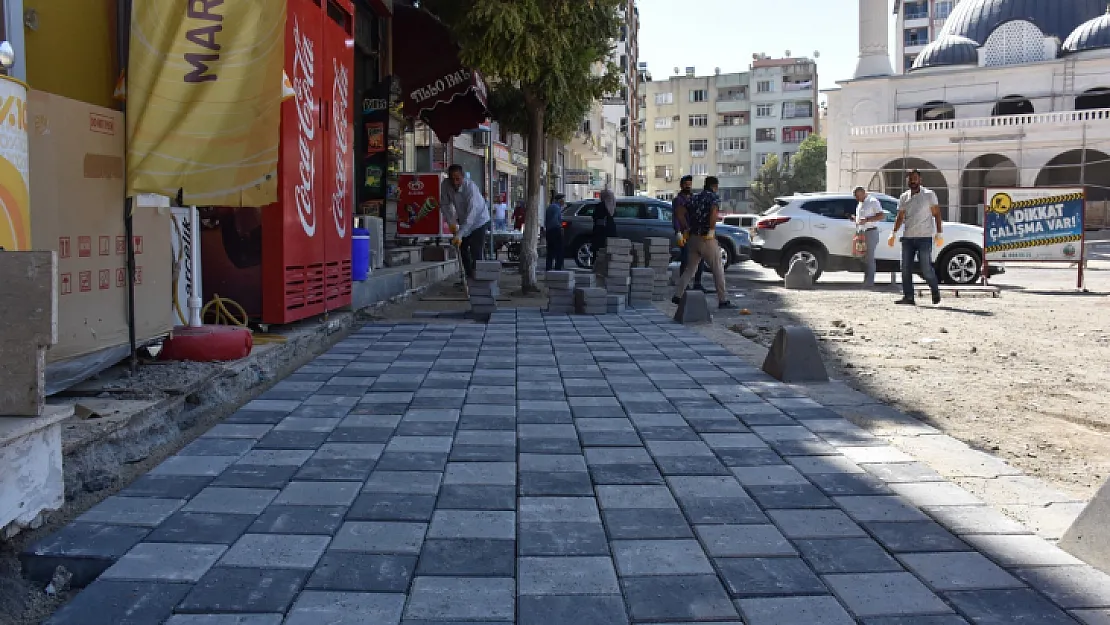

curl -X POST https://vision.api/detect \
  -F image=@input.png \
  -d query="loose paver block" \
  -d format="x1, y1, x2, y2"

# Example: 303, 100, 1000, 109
518, 556, 621, 595
219, 534, 330, 570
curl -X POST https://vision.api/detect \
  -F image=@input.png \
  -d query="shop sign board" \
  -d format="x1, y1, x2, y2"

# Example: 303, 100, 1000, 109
565, 169, 590, 185
0, 76, 30, 251
397, 173, 445, 236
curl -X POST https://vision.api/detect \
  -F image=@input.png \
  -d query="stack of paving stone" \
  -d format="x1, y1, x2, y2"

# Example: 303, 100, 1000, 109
643, 237, 672, 300
606, 294, 627, 314
468, 260, 502, 321
574, 287, 608, 315
630, 242, 645, 268
596, 238, 633, 279
545, 270, 576, 314
629, 267, 656, 307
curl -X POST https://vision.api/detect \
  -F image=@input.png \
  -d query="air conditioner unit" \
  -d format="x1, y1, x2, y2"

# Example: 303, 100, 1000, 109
672, 115, 680, 121
472, 132, 490, 148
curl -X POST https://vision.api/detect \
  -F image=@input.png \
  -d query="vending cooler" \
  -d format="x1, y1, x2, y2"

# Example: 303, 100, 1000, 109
202, 0, 355, 324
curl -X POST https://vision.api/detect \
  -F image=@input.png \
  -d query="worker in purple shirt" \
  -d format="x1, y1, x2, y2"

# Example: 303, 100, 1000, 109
673, 175, 706, 290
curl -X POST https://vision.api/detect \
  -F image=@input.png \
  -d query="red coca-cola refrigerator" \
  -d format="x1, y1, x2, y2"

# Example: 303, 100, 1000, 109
202, 0, 355, 325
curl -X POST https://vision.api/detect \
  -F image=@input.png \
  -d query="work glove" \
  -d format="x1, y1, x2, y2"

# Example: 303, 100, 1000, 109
449, 224, 459, 235
676, 233, 687, 247
934, 234, 944, 247
452, 236, 462, 247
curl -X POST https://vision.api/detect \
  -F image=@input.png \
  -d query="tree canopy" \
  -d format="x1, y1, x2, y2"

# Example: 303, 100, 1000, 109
749, 134, 827, 210
424, 0, 622, 139
425, 0, 624, 290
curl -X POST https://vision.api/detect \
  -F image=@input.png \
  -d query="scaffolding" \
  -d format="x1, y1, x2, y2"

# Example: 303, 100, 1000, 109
844, 131, 1110, 228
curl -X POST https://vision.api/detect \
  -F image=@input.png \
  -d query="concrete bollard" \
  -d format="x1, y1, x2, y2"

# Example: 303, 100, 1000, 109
783, 258, 814, 290
762, 326, 829, 383
1059, 479, 1110, 573
674, 290, 712, 324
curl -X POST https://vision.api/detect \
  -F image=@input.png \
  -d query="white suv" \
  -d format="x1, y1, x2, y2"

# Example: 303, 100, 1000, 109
750, 192, 1003, 284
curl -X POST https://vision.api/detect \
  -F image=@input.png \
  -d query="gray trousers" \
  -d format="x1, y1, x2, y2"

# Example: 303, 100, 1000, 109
863, 228, 880, 286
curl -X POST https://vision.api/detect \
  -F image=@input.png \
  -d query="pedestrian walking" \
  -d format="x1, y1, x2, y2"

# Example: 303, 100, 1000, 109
672, 176, 733, 309
544, 193, 566, 271
890, 169, 943, 306
441, 164, 491, 280
493, 194, 509, 231
593, 187, 618, 255
673, 175, 707, 291
854, 186, 885, 287
512, 201, 526, 231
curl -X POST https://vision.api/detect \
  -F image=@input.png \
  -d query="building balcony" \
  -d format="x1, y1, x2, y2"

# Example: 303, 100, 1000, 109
782, 82, 813, 93
716, 99, 750, 114
716, 174, 749, 188
716, 124, 749, 139
849, 107, 1110, 142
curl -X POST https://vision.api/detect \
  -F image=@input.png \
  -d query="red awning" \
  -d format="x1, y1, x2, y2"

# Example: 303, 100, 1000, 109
393, 4, 489, 142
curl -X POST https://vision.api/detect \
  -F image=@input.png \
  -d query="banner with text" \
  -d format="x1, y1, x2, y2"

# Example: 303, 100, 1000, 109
126, 0, 285, 206
984, 187, 1085, 262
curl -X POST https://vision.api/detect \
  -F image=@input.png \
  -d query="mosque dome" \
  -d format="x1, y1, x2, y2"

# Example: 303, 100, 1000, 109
913, 0, 1107, 69
911, 35, 980, 71
1062, 8, 1110, 54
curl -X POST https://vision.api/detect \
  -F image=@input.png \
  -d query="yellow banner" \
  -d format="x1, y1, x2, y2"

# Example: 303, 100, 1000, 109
0, 77, 30, 251
126, 0, 285, 206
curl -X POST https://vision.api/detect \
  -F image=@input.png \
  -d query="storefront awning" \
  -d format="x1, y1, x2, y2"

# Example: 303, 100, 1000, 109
393, 4, 489, 142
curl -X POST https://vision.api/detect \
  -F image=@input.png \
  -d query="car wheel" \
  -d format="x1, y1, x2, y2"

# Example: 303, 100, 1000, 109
574, 239, 595, 269
780, 244, 824, 282
939, 247, 981, 285
716, 238, 734, 270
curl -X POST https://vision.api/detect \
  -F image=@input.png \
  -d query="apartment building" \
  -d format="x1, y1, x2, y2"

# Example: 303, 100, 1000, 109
894, 0, 965, 73
638, 57, 817, 213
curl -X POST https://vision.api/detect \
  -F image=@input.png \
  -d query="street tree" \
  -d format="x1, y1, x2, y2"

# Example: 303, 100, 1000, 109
750, 154, 793, 210
788, 134, 827, 194
425, 0, 622, 292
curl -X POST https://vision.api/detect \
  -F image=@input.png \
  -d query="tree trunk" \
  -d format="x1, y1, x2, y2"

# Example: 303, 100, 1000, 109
519, 94, 546, 294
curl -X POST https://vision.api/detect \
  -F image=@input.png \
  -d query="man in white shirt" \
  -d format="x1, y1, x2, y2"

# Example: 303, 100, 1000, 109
854, 186, 885, 287
493, 194, 509, 231
890, 169, 944, 306
441, 165, 491, 279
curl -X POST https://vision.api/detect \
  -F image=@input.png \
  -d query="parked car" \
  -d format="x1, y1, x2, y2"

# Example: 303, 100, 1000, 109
750, 192, 1004, 284
719, 214, 759, 231
560, 196, 751, 270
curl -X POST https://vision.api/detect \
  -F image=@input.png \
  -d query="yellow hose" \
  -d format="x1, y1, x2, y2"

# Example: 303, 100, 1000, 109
202, 294, 249, 327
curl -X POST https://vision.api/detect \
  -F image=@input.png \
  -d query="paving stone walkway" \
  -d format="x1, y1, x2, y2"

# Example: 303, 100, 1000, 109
26, 308, 1110, 624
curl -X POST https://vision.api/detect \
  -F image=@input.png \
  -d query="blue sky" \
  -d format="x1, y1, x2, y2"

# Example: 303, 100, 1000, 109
636, 0, 897, 97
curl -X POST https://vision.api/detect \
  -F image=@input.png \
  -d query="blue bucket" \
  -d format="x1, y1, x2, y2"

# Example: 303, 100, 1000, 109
352, 227, 370, 281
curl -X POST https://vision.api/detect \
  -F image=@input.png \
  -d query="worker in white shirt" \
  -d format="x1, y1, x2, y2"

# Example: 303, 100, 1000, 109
854, 186, 885, 287
441, 165, 491, 279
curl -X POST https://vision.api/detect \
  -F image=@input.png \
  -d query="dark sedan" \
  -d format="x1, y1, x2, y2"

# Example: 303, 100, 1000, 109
560, 196, 750, 269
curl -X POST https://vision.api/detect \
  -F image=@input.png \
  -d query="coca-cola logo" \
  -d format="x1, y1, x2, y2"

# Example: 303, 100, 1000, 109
293, 18, 316, 238
331, 59, 350, 239
407, 179, 425, 192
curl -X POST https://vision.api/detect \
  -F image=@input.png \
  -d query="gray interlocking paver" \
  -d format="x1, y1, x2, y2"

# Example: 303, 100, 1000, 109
738, 596, 857, 625
100, 543, 226, 582
36, 315, 1106, 624
285, 591, 406, 625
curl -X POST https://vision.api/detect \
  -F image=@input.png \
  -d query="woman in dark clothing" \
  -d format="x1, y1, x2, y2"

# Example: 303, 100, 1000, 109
592, 188, 617, 254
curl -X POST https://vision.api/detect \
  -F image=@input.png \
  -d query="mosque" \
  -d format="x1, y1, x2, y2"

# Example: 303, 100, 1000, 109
825, 0, 1110, 225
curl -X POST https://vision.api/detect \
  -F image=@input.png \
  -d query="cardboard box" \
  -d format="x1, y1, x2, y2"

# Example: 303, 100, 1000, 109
28, 91, 173, 365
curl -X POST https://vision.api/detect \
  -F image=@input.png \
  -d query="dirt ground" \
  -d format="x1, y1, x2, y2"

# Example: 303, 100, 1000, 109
714, 262, 1110, 501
